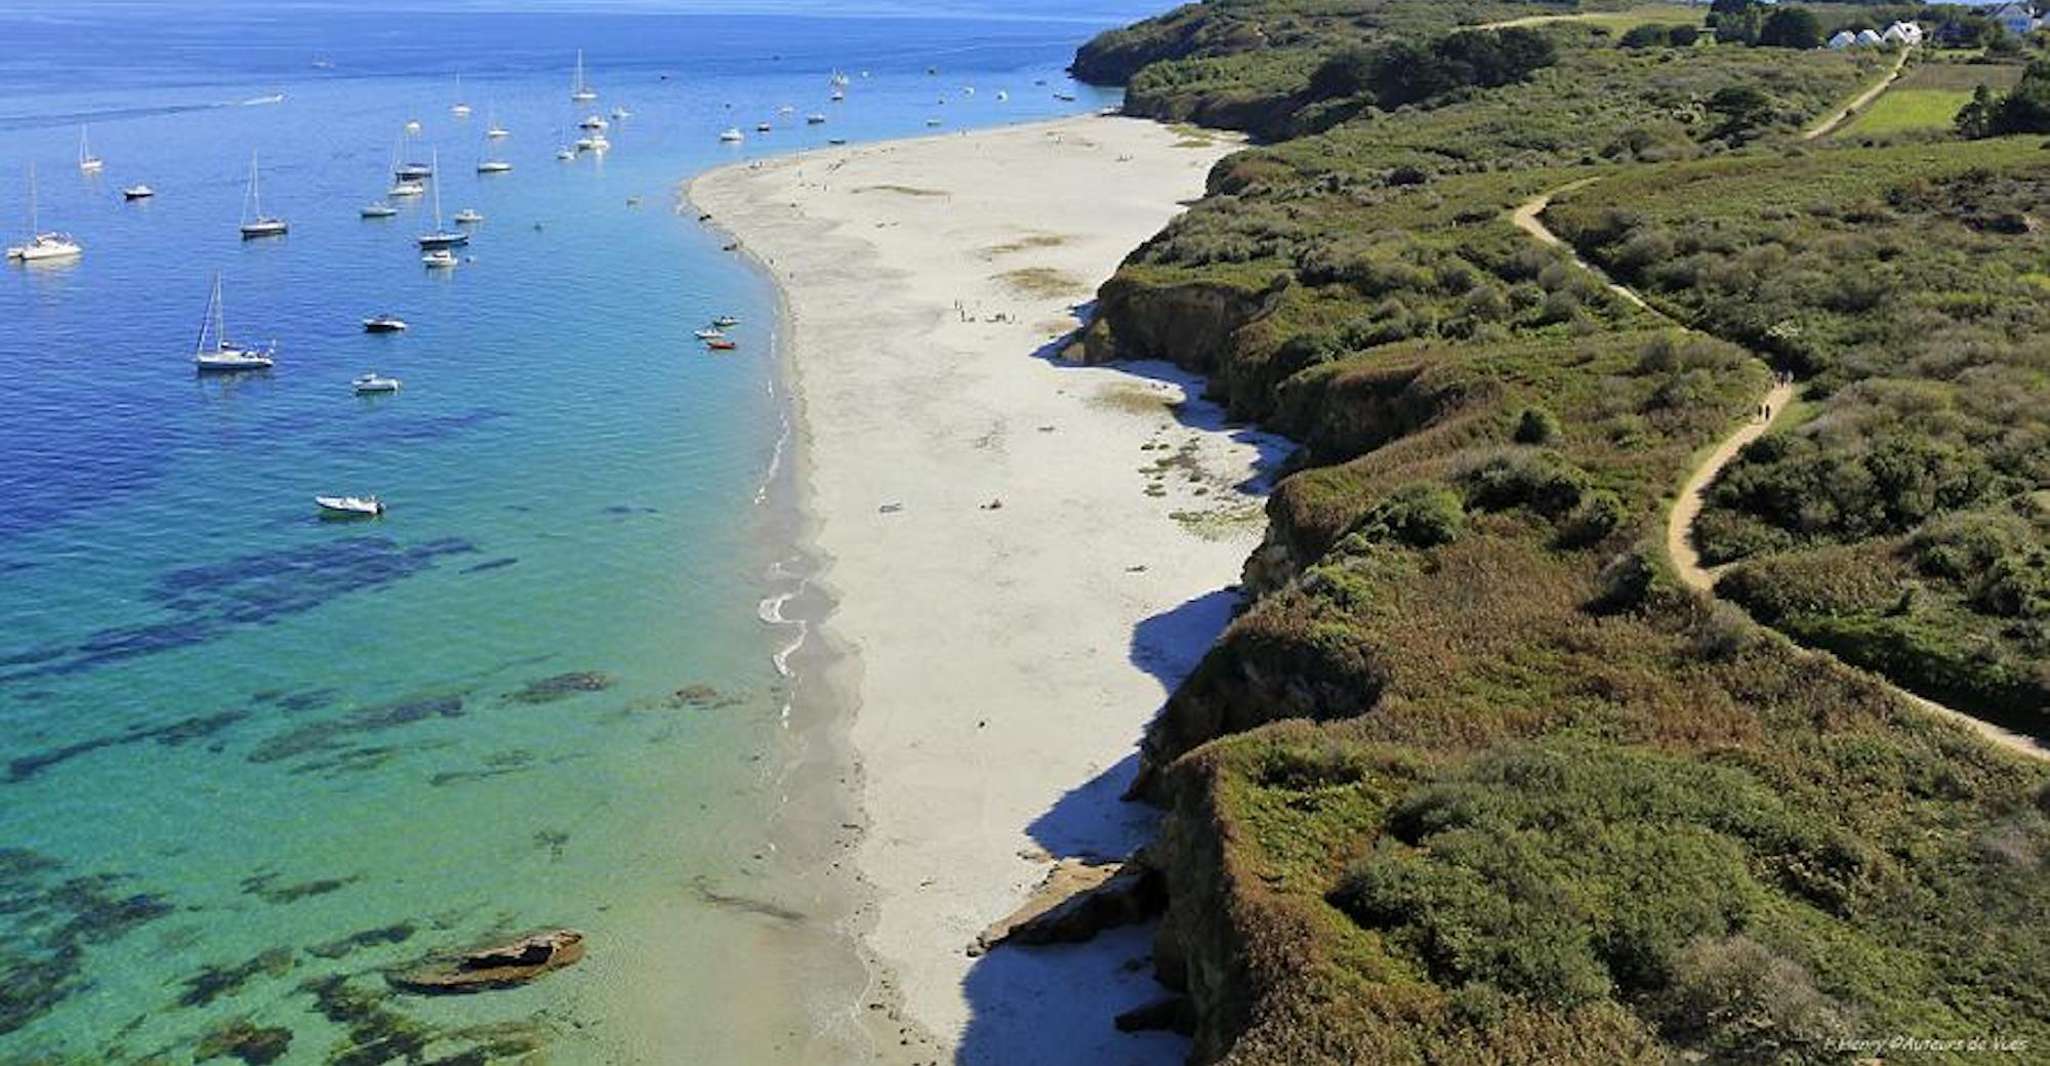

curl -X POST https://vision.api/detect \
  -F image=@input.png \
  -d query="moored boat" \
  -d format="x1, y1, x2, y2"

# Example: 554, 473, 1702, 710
238, 150, 288, 239
123, 184, 155, 200
352, 372, 402, 394
316, 495, 385, 516
6, 165, 83, 262
362, 314, 408, 332
191, 272, 276, 372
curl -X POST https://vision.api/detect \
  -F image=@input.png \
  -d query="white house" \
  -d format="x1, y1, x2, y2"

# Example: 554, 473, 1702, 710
1827, 29, 1859, 48
1882, 21, 1924, 45
1988, 1, 2038, 37
1855, 28, 1885, 46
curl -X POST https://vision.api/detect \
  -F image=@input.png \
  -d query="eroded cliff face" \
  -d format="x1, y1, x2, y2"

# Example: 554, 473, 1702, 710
1079, 275, 1285, 386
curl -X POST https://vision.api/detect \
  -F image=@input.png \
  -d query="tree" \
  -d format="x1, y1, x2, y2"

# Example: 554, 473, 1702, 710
1955, 84, 1996, 139
1669, 25, 1701, 47
1708, 85, 1775, 140
1993, 61, 2050, 134
1756, 7, 1823, 49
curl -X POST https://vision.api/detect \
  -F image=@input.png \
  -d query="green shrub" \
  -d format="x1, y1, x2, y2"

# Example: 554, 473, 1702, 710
1352, 483, 1466, 549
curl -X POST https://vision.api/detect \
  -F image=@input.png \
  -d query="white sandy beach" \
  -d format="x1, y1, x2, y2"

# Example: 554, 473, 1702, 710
691, 115, 1277, 1063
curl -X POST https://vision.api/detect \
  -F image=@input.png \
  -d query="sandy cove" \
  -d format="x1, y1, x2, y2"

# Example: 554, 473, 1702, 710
690, 115, 1281, 1063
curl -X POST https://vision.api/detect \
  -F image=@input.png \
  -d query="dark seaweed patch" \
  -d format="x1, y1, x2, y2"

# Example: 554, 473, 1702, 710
459, 557, 518, 575
249, 693, 466, 764
687, 876, 807, 924
533, 830, 569, 862
301, 974, 433, 1066
0, 853, 176, 1036
256, 688, 340, 714
429, 747, 538, 788
8, 709, 251, 783
307, 922, 416, 960
240, 871, 361, 905
0, 538, 475, 683
195, 1016, 293, 1064
176, 946, 294, 1008
503, 672, 612, 705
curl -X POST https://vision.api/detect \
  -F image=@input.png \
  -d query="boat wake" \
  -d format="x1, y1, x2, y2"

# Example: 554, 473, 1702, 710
0, 92, 283, 131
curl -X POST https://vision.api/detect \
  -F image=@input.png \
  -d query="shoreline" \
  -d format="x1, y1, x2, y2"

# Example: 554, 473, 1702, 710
690, 114, 1277, 1061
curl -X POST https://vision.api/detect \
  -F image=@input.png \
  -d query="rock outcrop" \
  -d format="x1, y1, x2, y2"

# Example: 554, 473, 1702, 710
389, 928, 585, 994
972, 857, 1165, 955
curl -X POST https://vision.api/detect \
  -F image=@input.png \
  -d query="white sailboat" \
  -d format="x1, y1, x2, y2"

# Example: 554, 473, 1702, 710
485, 108, 509, 139
570, 49, 598, 102
417, 150, 467, 250
450, 74, 471, 116
192, 272, 275, 371
238, 151, 288, 238
6, 164, 83, 262
77, 126, 103, 173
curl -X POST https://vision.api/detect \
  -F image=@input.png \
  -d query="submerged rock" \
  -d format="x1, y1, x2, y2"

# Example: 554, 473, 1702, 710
389, 929, 585, 994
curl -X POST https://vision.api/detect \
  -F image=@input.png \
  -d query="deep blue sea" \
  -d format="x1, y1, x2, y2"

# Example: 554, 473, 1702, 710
0, 3, 1126, 1062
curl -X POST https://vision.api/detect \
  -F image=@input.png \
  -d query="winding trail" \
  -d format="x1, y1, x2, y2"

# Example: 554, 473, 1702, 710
1511, 182, 2050, 762
1803, 47, 1910, 141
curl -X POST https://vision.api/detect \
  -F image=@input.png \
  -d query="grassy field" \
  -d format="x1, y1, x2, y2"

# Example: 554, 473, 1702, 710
1843, 62, 2023, 135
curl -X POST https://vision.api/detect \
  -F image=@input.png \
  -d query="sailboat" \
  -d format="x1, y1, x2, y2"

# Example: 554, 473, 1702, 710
570, 49, 598, 102
191, 272, 276, 372
77, 126, 103, 173
393, 129, 433, 182
485, 108, 509, 139
450, 74, 471, 116
416, 150, 467, 250
238, 151, 288, 238
5, 164, 83, 261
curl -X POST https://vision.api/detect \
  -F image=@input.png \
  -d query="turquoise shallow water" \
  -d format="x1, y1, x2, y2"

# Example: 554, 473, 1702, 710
0, 5, 1123, 1062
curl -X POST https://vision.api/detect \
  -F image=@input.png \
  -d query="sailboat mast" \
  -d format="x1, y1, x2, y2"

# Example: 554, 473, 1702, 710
26, 163, 36, 234
431, 149, 442, 228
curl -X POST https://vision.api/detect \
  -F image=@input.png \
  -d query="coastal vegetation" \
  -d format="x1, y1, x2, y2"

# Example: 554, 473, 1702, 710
1071, 0, 2050, 1061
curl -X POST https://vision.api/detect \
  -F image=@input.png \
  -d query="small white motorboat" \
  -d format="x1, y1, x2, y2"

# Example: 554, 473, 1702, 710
578, 114, 608, 130
996, 91, 1009, 102
806, 113, 826, 125
389, 181, 425, 198
756, 121, 772, 133
352, 372, 402, 394
556, 146, 577, 161
316, 495, 385, 516
123, 184, 155, 200
362, 314, 407, 332
477, 159, 512, 174
719, 127, 744, 143
452, 208, 483, 224
575, 134, 610, 153
830, 88, 845, 102
711, 314, 739, 328
360, 201, 397, 219
693, 327, 726, 340
422, 248, 457, 268
610, 106, 631, 120
404, 119, 422, 134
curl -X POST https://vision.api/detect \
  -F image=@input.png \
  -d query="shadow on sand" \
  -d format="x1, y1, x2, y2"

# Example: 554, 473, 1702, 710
949, 306, 1294, 1064
952, 591, 1251, 1064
